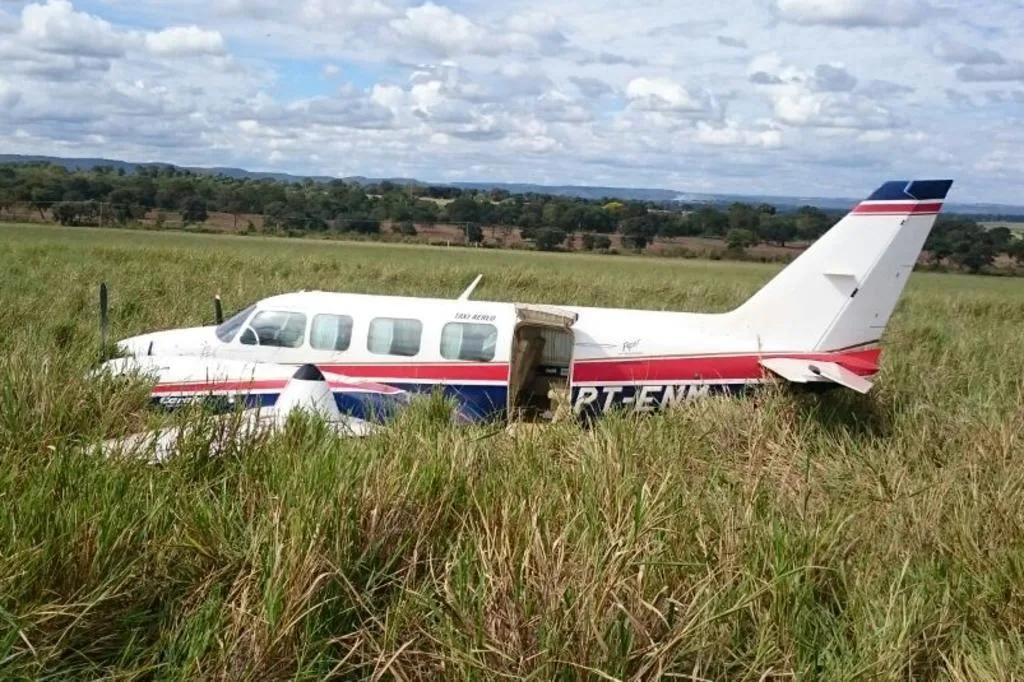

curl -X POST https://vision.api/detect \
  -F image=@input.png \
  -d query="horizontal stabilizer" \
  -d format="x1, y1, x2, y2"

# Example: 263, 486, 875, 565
760, 358, 874, 394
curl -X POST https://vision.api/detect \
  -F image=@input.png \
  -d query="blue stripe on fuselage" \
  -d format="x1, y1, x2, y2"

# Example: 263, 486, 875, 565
150, 383, 509, 423
149, 382, 762, 426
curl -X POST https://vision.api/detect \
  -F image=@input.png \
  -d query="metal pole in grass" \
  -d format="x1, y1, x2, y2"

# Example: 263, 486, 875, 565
99, 282, 108, 361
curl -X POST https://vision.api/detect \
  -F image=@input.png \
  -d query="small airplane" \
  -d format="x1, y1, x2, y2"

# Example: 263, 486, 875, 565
97, 179, 953, 426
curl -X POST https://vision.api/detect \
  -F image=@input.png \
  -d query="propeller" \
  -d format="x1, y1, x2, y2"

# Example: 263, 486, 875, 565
214, 293, 224, 325
99, 282, 109, 362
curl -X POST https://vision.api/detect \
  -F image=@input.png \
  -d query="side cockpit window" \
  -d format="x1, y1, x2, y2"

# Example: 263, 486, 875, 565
240, 310, 308, 348
215, 304, 256, 342
310, 314, 354, 351
441, 322, 498, 362
368, 317, 422, 357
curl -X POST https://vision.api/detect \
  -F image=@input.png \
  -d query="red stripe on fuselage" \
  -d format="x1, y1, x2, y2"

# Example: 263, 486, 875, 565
319, 363, 509, 382
151, 378, 403, 395
152, 351, 876, 394
152, 379, 286, 394
571, 348, 881, 383
852, 202, 943, 215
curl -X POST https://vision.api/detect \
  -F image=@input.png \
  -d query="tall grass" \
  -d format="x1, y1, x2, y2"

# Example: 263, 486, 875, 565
2, 223, 1024, 679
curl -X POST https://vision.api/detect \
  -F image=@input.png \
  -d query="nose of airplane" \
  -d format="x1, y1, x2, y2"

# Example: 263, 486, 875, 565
117, 326, 217, 357
116, 334, 157, 357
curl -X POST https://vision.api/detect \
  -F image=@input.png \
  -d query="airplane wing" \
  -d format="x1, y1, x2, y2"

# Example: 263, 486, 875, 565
97, 363, 377, 463
759, 358, 874, 394
99, 409, 375, 463
97, 355, 410, 413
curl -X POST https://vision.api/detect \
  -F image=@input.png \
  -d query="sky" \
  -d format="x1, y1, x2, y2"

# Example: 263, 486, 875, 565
0, 0, 1021, 204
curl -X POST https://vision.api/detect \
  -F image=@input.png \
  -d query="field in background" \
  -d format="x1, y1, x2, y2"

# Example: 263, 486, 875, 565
3, 223, 1024, 679
0, 206, 812, 262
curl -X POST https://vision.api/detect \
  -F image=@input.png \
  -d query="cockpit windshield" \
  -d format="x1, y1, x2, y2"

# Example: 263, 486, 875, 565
215, 304, 256, 342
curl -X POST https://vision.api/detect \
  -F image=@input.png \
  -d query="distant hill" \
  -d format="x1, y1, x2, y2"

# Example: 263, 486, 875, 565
2, 153, 1022, 217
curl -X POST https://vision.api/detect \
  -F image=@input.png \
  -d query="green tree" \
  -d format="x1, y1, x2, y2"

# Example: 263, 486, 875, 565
794, 206, 832, 240
987, 226, 1013, 254
727, 203, 759, 234
620, 233, 649, 251
465, 222, 484, 244
726, 228, 756, 251
52, 201, 80, 226
692, 206, 729, 236
108, 188, 142, 224
446, 197, 481, 223
180, 196, 208, 226
345, 217, 381, 235
760, 215, 797, 246
393, 221, 417, 236
411, 200, 440, 224
534, 227, 567, 251
953, 241, 996, 274
1007, 238, 1024, 266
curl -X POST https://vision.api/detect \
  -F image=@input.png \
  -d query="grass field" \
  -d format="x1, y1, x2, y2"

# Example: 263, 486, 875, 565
3, 222, 1024, 680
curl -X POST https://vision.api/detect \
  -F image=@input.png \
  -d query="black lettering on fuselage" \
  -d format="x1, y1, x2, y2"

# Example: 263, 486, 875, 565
572, 383, 723, 415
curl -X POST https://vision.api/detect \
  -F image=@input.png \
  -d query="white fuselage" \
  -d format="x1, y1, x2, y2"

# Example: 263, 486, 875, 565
112, 289, 880, 421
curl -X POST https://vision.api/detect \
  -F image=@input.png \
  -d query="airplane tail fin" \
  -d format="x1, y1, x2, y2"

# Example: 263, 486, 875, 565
727, 179, 953, 352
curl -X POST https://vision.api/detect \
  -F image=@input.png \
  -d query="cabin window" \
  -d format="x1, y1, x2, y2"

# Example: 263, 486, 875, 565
240, 310, 307, 348
440, 322, 498, 362
215, 304, 256, 342
368, 317, 422, 357
310, 314, 353, 351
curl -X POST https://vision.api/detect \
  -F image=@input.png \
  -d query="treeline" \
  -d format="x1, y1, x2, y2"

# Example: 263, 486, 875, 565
0, 162, 841, 244
0, 161, 1021, 273
925, 216, 1024, 273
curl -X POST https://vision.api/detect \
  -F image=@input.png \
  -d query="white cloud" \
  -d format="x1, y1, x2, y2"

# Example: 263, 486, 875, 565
0, 78, 21, 110
213, 0, 396, 24
812, 64, 858, 92
931, 37, 1004, 65
145, 26, 225, 56
773, 88, 898, 129
626, 76, 717, 115
694, 121, 783, 148
773, 0, 931, 27
956, 62, 1024, 82
386, 3, 571, 58
717, 36, 748, 48
299, 0, 396, 23
505, 10, 568, 53
858, 130, 894, 143
1, 0, 1022, 203
20, 0, 128, 57
748, 53, 899, 130
570, 76, 615, 99
389, 3, 484, 57
975, 149, 1022, 176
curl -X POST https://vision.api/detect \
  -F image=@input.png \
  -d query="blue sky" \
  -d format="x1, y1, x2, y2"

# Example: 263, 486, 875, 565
0, 0, 1021, 203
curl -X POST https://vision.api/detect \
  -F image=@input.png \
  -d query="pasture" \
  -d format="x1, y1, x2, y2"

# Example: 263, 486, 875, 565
3, 222, 1024, 680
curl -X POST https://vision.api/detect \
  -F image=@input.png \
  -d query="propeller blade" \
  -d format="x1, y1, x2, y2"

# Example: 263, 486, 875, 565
99, 282, 109, 361
214, 294, 223, 325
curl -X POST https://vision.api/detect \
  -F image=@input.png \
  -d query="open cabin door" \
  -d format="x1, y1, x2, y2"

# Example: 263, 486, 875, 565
507, 304, 578, 420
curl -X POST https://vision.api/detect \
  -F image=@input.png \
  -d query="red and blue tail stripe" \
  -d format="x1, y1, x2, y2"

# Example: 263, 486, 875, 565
852, 179, 952, 216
